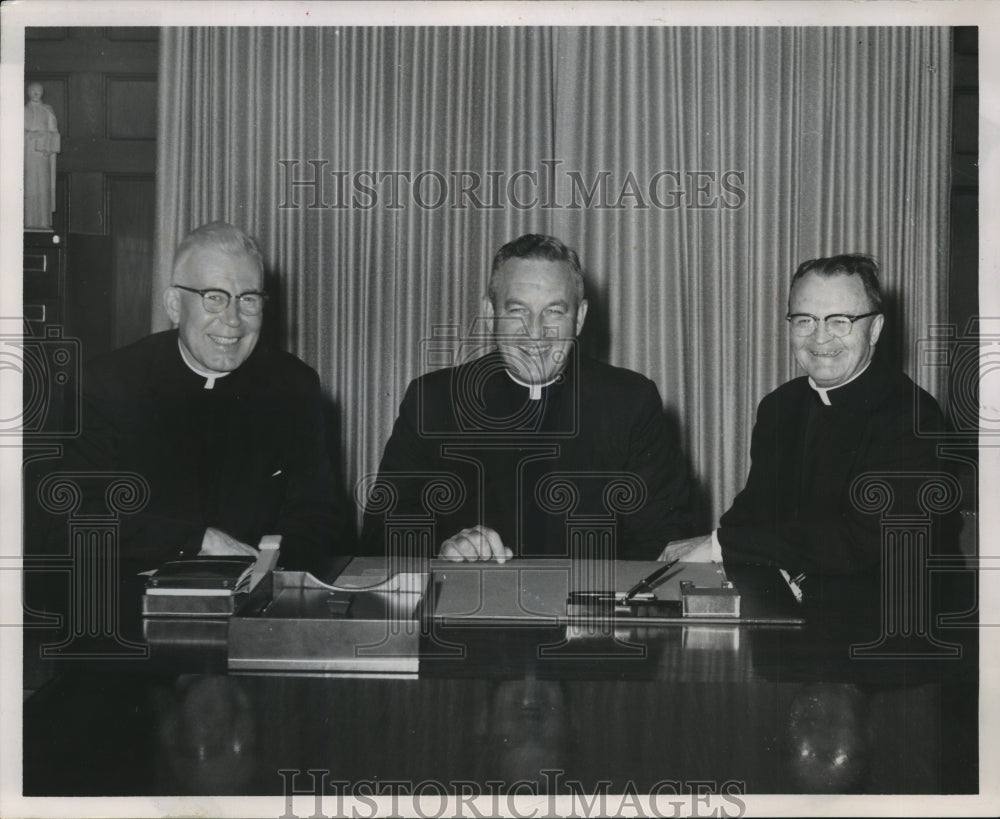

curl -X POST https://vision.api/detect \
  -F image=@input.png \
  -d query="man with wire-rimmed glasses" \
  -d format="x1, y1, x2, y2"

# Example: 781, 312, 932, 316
660, 253, 950, 579
64, 221, 344, 575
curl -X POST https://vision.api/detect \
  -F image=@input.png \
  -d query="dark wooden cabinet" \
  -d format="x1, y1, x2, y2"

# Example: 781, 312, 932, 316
23, 232, 64, 331
24, 230, 113, 364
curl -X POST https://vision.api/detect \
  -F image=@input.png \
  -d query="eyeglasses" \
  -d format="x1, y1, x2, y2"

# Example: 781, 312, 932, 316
785, 311, 880, 338
173, 285, 268, 316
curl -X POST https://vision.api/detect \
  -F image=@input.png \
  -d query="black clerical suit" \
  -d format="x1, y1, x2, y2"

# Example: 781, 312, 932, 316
362, 350, 691, 559
718, 356, 951, 575
62, 330, 343, 574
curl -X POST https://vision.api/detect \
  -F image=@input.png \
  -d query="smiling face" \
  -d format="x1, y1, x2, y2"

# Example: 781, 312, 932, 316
788, 271, 884, 388
486, 678, 569, 785
485, 257, 588, 385
163, 245, 264, 374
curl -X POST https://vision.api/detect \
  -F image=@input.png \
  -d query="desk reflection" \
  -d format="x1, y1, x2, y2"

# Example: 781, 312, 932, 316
22, 563, 977, 797
474, 675, 570, 791
152, 675, 256, 794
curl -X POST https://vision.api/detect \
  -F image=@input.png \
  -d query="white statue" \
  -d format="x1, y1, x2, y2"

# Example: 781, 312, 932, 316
24, 81, 60, 230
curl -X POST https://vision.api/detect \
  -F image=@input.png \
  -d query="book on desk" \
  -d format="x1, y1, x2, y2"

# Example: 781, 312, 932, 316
141, 536, 282, 617
142, 556, 256, 616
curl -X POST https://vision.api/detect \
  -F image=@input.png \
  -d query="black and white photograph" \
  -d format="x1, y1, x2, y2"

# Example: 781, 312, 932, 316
1, 1, 996, 817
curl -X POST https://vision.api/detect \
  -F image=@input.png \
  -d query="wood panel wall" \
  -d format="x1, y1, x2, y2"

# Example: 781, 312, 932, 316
25, 26, 159, 354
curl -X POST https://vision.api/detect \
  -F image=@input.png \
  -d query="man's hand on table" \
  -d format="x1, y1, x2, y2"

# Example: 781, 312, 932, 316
440, 525, 513, 563
658, 534, 715, 563
199, 526, 259, 558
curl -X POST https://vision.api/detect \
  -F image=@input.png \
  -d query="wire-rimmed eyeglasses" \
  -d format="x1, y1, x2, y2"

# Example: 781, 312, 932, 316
173, 285, 268, 316
784, 311, 880, 338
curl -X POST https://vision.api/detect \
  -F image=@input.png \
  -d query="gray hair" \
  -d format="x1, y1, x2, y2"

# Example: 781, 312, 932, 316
171, 221, 264, 283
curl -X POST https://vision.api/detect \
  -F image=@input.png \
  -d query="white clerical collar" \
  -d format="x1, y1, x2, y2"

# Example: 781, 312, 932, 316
505, 369, 559, 401
177, 339, 231, 390
808, 361, 871, 406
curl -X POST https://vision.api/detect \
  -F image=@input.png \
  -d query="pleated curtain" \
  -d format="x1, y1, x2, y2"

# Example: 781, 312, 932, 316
154, 27, 951, 533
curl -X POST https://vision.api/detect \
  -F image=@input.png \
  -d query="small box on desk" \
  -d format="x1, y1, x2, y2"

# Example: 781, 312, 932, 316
143, 556, 256, 618
227, 570, 429, 674
141, 557, 266, 660
680, 579, 741, 618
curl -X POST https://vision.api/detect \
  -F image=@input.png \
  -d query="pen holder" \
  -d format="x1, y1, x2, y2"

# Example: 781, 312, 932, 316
679, 580, 740, 618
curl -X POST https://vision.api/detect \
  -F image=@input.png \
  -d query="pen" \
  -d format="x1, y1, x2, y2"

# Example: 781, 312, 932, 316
622, 558, 680, 603
779, 569, 805, 604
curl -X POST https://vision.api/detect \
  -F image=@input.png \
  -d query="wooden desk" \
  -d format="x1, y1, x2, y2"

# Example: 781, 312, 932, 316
22, 560, 978, 797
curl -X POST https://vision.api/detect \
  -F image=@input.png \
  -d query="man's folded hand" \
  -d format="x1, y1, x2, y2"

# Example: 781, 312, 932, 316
440, 525, 513, 563
658, 534, 714, 563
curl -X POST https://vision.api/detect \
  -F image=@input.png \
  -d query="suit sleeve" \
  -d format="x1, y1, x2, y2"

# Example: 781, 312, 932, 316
716, 396, 774, 537
271, 367, 351, 575
718, 389, 947, 575
58, 364, 205, 564
359, 379, 431, 556
618, 379, 692, 559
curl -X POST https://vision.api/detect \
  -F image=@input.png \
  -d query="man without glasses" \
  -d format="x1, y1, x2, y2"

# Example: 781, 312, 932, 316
363, 233, 691, 561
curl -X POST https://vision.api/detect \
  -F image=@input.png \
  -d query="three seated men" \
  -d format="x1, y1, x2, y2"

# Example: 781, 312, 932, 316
41, 228, 953, 588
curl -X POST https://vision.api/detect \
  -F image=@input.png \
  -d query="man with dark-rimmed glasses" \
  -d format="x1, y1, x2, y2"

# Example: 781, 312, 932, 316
660, 253, 951, 578
62, 221, 344, 575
